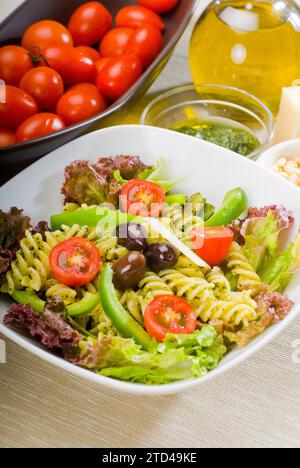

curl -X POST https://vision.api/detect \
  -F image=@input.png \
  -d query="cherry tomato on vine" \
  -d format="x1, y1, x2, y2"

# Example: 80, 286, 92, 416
22, 20, 73, 51
97, 54, 142, 101
56, 83, 107, 126
116, 5, 164, 30
125, 24, 163, 69
0, 128, 16, 147
68, 2, 112, 46
0, 45, 33, 87
16, 113, 65, 143
43, 46, 96, 85
100, 28, 134, 57
0, 86, 38, 130
76, 46, 100, 63
49, 237, 102, 287
190, 227, 234, 266
144, 295, 197, 342
138, 0, 179, 14
19, 67, 64, 111
120, 179, 166, 217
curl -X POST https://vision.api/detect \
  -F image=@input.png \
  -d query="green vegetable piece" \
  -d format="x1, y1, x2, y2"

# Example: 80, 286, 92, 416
10, 290, 100, 317
67, 293, 100, 317
11, 291, 45, 314
51, 207, 144, 231
165, 194, 187, 205
205, 188, 248, 227
99, 264, 153, 349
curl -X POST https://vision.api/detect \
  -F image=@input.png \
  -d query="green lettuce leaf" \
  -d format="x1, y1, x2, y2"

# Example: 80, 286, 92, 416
242, 211, 282, 271
78, 326, 226, 385
259, 236, 300, 292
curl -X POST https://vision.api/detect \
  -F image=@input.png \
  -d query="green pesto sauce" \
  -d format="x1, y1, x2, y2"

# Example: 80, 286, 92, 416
172, 120, 260, 157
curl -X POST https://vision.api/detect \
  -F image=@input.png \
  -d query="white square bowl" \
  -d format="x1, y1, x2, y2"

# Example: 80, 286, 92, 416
1, 125, 299, 396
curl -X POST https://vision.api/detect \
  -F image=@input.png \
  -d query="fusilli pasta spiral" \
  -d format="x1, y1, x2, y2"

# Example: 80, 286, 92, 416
159, 269, 214, 303
226, 242, 262, 291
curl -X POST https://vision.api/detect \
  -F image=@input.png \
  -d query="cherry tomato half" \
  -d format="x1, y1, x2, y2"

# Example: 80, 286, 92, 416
68, 2, 112, 46
0, 45, 33, 87
43, 46, 96, 85
144, 295, 197, 342
121, 179, 165, 217
138, 0, 179, 14
19, 67, 64, 111
100, 28, 134, 57
76, 45, 100, 63
0, 86, 38, 130
97, 54, 142, 101
22, 20, 73, 51
49, 237, 102, 287
125, 24, 163, 69
116, 5, 164, 31
56, 83, 107, 126
0, 128, 16, 147
16, 113, 65, 143
191, 227, 234, 267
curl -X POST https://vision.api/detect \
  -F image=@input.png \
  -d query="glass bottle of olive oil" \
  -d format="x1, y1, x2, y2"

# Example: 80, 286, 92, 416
189, 0, 300, 113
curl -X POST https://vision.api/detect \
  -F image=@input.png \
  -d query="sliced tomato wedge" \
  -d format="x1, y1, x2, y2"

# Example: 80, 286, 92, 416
121, 179, 165, 217
49, 237, 101, 287
191, 226, 234, 267
144, 295, 197, 342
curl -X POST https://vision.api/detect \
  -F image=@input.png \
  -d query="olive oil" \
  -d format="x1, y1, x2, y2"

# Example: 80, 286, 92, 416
189, 0, 300, 112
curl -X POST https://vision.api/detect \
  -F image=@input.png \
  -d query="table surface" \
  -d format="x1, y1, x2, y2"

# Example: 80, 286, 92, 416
1, 0, 300, 449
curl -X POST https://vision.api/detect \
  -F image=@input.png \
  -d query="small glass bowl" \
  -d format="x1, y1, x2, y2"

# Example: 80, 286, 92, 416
141, 84, 275, 159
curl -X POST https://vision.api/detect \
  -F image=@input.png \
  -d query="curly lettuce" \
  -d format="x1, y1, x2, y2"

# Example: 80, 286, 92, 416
78, 326, 226, 385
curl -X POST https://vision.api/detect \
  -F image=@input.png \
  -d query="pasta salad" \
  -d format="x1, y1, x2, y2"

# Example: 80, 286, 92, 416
1, 155, 299, 385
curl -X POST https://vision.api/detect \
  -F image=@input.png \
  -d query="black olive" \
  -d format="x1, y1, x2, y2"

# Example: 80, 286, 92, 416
116, 223, 148, 251
145, 243, 179, 273
113, 251, 147, 290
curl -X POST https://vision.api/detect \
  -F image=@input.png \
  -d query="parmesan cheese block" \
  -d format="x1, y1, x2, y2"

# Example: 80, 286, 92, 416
274, 87, 300, 144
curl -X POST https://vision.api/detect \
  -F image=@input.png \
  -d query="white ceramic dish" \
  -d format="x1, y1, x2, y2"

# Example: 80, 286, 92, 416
1, 125, 300, 396
258, 139, 300, 173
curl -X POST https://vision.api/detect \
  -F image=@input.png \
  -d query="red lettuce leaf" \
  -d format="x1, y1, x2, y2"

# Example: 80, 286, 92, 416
4, 299, 81, 356
62, 156, 152, 207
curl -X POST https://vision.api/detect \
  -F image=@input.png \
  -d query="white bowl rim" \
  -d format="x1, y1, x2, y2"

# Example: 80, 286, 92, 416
258, 138, 300, 169
0, 124, 299, 396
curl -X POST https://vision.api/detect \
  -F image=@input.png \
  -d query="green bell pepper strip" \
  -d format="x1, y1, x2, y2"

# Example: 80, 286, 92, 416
205, 188, 248, 227
165, 194, 187, 205
99, 264, 153, 349
10, 290, 100, 317
51, 207, 144, 231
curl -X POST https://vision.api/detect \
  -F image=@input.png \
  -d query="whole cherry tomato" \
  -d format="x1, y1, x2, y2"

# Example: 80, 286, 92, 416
100, 28, 134, 57
76, 46, 100, 63
0, 86, 38, 130
43, 46, 96, 85
16, 113, 65, 142
138, 0, 179, 14
19, 67, 64, 111
0, 128, 16, 147
95, 57, 112, 76
0, 46, 33, 87
68, 2, 112, 46
22, 20, 73, 51
56, 83, 107, 126
49, 237, 102, 287
97, 55, 142, 101
125, 24, 163, 69
116, 6, 164, 31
